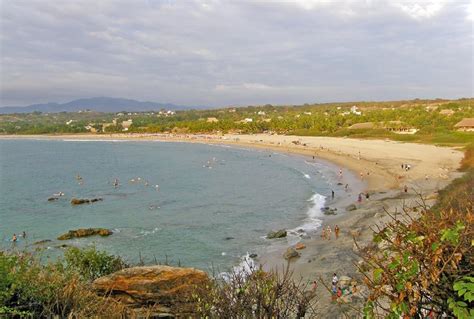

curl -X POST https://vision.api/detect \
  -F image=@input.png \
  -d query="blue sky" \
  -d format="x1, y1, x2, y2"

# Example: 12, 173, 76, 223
1, 0, 473, 107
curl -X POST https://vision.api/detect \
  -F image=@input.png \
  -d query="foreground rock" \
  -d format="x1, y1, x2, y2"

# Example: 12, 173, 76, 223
346, 204, 357, 211
71, 197, 103, 205
283, 247, 300, 260
93, 265, 209, 316
57, 228, 112, 240
267, 229, 287, 239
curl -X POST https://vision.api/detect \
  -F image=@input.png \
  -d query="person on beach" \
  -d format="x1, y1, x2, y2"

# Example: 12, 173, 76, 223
365, 192, 370, 200
404, 185, 408, 193
334, 225, 340, 239
326, 226, 332, 240
12, 234, 17, 242
358, 193, 362, 203
22, 231, 26, 238
345, 183, 349, 191
331, 190, 335, 199
338, 169, 343, 178
321, 228, 327, 240
360, 171, 364, 179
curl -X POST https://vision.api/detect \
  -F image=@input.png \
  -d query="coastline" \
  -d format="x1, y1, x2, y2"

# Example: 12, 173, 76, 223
0, 133, 464, 313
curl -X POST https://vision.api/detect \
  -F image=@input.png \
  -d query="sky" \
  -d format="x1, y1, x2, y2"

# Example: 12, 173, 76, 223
1, 0, 473, 107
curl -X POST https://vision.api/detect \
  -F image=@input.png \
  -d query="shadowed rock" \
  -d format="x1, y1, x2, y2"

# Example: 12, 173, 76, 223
57, 228, 112, 240
283, 247, 300, 260
71, 198, 103, 205
92, 265, 209, 315
267, 229, 287, 239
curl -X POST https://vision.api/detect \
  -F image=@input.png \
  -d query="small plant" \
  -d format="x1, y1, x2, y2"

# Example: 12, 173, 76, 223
64, 246, 127, 281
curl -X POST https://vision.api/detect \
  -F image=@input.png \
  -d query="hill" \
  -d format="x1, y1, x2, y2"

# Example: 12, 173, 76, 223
0, 97, 201, 114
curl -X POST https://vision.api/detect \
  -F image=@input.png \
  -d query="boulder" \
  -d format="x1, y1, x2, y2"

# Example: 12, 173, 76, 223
283, 247, 300, 260
323, 207, 337, 215
249, 253, 258, 258
71, 198, 103, 205
92, 265, 209, 314
33, 239, 52, 245
267, 229, 287, 239
346, 204, 357, 211
294, 242, 306, 250
48, 197, 59, 202
57, 228, 112, 240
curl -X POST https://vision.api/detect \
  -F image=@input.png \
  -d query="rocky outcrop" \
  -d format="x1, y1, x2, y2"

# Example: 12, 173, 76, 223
71, 198, 103, 205
294, 242, 306, 250
267, 229, 287, 239
322, 206, 337, 215
346, 204, 357, 211
283, 247, 300, 260
92, 265, 209, 315
57, 228, 112, 240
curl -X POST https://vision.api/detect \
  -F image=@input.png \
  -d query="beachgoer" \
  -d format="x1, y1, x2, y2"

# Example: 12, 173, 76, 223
334, 225, 340, 239
311, 280, 318, 291
321, 228, 326, 240
331, 283, 337, 295
12, 234, 17, 242
365, 192, 370, 200
332, 273, 338, 286
404, 185, 408, 193
339, 169, 343, 178
337, 287, 342, 298
331, 190, 335, 199
326, 226, 332, 240
358, 193, 362, 202
345, 184, 348, 190
22, 231, 26, 238
360, 171, 364, 179
401, 164, 404, 169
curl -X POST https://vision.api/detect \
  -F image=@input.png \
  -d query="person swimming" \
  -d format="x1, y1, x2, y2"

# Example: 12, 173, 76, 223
12, 234, 17, 242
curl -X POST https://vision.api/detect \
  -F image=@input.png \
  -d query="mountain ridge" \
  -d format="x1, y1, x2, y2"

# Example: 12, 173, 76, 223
0, 97, 203, 114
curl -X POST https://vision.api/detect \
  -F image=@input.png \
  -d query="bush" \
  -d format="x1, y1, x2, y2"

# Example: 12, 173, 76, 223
65, 246, 127, 281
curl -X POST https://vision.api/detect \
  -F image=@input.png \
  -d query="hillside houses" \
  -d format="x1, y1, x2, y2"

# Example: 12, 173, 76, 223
454, 118, 474, 132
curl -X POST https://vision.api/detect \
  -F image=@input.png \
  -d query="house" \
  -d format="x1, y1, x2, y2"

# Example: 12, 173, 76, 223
206, 117, 219, 123
66, 120, 75, 125
384, 121, 418, 134
121, 119, 133, 131
84, 124, 97, 133
257, 111, 266, 116
454, 118, 474, 132
350, 105, 361, 115
439, 109, 455, 116
243, 118, 253, 123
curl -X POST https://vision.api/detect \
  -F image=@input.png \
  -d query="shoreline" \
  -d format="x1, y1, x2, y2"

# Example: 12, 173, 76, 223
0, 133, 464, 313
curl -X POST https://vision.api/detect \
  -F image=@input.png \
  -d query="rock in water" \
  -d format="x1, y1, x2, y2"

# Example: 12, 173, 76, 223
267, 229, 287, 239
283, 247, 300, 260
48, 197, 59, 202
346, 204, 357, 211
93, 265, 209, 315
57, 228, 112, 240
71, 198, 103, 205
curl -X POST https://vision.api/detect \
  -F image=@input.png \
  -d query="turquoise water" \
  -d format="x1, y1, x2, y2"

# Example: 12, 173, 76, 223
0, 139, 346, 271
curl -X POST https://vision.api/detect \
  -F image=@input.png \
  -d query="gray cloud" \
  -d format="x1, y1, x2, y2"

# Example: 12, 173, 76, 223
1, 0, 472, 107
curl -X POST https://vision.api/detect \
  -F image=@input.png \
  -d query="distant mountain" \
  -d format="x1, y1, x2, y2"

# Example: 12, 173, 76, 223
0, 97, 201, 114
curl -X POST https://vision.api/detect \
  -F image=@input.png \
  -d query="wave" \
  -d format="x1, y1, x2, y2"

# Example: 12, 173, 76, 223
220, 252, 257, 281
289, 193, 325, 237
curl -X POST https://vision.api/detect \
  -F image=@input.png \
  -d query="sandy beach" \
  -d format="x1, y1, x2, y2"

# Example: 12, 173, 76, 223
1, 133, 465, 316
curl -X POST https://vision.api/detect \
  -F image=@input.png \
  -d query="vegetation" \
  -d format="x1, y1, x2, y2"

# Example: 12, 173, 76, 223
1, 98, 472, 146
192, 266, 317, 318
358, 147, 473, 318
0, 248, 128, 317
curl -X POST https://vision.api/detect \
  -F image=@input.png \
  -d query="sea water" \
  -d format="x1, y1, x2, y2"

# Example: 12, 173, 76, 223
0, 139, 353, 271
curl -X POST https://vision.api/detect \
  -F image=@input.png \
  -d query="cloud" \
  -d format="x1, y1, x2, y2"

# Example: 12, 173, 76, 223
0, 0, 472, 107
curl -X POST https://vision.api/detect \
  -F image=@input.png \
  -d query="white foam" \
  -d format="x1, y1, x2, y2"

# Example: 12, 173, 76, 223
220, 252, 257, 281
289, 193, 325, 235
304, 174, 311, 179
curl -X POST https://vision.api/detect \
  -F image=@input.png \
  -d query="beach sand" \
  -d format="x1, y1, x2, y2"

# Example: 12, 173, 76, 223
1, 133, 465, 317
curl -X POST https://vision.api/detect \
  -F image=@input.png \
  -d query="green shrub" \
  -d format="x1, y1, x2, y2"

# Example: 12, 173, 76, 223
65, 247, 127, 281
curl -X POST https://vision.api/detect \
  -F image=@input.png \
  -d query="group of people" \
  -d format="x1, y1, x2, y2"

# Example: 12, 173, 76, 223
321, 225, 340, 240
331, 273, 358, 301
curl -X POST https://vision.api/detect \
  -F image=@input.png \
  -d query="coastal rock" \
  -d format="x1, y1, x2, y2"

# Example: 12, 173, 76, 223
249, 253, 258, 258
33, 239, 52, 245
224, 236, 234, 240
92, 265, 209, 314
57, 228, 112, 240
283, 247, 300, 260
48, 197, 59, 202
346, 204, 357, 211
295, 242, 306, 250
267, 229, 287, 239
323, 207, 337, 215
71, 197, 103, 205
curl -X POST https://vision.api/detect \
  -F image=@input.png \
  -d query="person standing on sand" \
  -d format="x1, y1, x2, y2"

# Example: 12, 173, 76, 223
334, 225, 340, 239
331, 190, 335, 199
339, 169, 343, 178
321, 228, 326, 240
358, 193, 362, 203
326, 226, 332, 240
22, 231, 26, 238
404, 185, 408, 193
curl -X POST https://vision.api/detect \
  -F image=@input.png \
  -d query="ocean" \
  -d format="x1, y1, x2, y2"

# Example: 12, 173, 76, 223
0, 139, 356, 271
